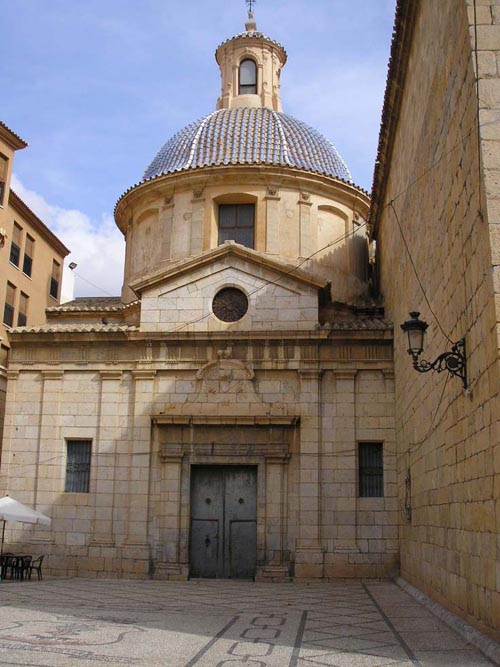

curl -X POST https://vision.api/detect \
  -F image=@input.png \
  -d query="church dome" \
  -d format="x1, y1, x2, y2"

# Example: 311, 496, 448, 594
142, 107, 352, 183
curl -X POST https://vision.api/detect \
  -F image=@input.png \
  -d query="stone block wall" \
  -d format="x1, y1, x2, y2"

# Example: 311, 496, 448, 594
0, 334, 397, 580
375, 0, 500, 639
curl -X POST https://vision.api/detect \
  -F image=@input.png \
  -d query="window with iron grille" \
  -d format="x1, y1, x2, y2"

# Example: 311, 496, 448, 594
0, 154, 7, 206
218, 204, 255, 248
3, 282, 16, 327
359, 442, 383, 497
17, 292, 28, 326
50, 259, 60, 299
9, 222, 22, 267
239, 59, 257, 95
23, 235, 34, 277
65, 440, 91, 493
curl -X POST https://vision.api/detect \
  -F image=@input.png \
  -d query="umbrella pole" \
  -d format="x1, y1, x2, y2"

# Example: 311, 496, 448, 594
1, 520, 4, 556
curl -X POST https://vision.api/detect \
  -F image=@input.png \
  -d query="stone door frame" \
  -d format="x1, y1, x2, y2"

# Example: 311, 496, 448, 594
152, 415, 298, 580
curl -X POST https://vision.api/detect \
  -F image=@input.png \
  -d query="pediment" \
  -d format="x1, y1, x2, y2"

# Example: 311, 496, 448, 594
136, 243, 324, 332
129, 242, 326, 296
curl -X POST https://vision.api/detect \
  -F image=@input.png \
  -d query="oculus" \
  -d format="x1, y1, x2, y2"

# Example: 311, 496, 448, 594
212, 287, 248, 322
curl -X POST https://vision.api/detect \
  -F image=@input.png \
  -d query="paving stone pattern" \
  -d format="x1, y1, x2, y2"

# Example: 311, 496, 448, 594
0, 579, 494, 667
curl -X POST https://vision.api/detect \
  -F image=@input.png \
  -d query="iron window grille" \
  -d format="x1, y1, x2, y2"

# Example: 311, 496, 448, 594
65, 440, 92, 493
359, 442, 384, 497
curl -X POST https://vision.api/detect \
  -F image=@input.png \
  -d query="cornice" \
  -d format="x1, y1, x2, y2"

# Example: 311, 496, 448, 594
0, 121, 28, 151
369, 0, 421, 240
9, 190, 70, 257
114, 164, 370, 229
129, 241, 327, 295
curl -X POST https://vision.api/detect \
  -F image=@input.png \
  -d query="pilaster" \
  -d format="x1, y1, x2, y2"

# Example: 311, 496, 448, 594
332, 369, 359, 555
90, 370, 122, 547
122, 369, 155, 556
295, 368, 324, 578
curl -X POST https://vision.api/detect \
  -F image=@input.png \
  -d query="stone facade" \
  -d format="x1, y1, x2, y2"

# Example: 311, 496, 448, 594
371, 0, 500, 641
0, 15, 398, 583
3, 329, 397, 580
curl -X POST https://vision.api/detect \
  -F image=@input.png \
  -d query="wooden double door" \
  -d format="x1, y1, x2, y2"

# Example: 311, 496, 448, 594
189, 466, 257, 579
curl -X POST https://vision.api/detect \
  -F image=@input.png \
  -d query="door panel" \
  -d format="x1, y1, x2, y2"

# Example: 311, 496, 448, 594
229, 521, 257, 578
190, 520, 219, 578
189, 466, 257, 579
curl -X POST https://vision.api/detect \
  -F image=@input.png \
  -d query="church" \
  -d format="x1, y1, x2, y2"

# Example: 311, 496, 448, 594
1, 11, 397, 582
2, 0, 499, 643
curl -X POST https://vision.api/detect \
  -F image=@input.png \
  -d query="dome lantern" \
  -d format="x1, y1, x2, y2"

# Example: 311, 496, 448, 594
215, 11, 287, 112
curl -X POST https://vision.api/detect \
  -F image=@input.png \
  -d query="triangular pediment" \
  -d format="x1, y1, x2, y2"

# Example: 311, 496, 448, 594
129, 242, 326, 296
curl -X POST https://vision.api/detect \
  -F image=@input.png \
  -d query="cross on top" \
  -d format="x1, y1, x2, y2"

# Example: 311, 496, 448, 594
246, 0, 256, 14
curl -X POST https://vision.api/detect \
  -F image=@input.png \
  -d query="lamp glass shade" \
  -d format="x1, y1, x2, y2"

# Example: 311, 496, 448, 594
400, 311, 428, 357
406, 327, 425, 355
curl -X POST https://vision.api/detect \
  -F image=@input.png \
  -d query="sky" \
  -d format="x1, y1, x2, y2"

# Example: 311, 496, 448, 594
1, 0, 396, 298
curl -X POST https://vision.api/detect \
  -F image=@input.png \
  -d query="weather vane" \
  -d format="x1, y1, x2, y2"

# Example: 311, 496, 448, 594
246, 0, 256, 14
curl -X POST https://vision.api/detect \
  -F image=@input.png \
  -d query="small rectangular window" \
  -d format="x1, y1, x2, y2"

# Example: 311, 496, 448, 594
17, 292, 28, 326
50, 259, 60, 299
9, 222, 22, 267
23, 235, 34, 277
359, 443, 384, 497
3, 282, 16, 327
65, 440, 92, 493
0, 154, 7, 206
218, 203, 255, 248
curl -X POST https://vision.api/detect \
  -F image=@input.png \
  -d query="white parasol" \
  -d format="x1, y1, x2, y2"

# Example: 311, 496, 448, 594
0, 496, 51, 555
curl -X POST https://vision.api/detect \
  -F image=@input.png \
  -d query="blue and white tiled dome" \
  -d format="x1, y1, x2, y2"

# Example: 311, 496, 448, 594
143, 108, 352, 182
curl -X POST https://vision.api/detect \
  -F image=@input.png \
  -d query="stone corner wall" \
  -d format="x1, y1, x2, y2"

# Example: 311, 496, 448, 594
376, 0, 500, 640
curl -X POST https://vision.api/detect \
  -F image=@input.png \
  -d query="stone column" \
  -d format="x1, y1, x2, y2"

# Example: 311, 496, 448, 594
295, 369, 324, 578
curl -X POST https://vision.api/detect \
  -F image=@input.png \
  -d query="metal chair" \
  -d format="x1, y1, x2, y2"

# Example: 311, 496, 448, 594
28, 555, 44, 580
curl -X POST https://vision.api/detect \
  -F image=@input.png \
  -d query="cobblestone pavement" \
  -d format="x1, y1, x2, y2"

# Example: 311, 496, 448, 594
0, 578, 495, 667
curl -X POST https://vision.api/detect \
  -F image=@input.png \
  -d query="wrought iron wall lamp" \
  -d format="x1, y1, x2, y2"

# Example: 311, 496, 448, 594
400, 312, 467, 388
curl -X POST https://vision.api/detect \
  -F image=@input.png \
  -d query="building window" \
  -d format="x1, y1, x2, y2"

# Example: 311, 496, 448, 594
9, 222, 22, 267
239, 59, 257, 95
17, 292, 28, 327
65, 440, 92, 493
359, 443, 384, 497
23, 235, 34, 277
50, 259, 60, 299
218, 204, 255, 248
0, 154, 7, 206
3, 282, 16, 327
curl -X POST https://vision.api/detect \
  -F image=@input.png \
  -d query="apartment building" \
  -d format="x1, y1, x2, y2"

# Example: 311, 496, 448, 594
0, 121, 69, 440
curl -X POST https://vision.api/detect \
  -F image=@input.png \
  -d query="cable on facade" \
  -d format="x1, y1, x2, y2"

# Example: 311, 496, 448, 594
389, 200, 453, 344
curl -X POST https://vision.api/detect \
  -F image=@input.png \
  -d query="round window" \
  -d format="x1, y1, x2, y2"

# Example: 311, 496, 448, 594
212, 287, 248, 322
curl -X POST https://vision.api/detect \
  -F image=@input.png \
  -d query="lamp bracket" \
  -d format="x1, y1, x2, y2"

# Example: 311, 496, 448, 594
412, 338, 467, 388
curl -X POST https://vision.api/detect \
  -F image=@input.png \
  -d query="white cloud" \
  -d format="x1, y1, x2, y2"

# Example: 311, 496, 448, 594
11, 175, 125, 299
